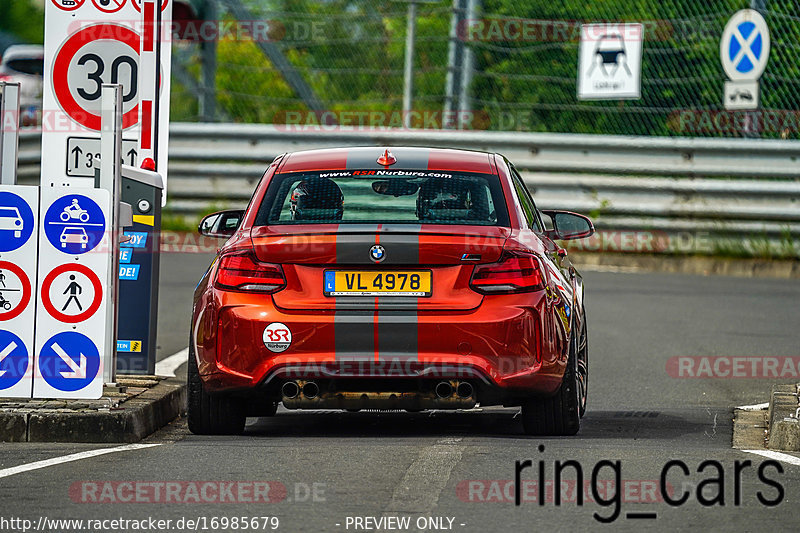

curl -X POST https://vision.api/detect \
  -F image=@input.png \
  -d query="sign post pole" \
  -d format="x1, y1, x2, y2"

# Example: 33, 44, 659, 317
100, 84, 123, 385
0, 82, 21, 186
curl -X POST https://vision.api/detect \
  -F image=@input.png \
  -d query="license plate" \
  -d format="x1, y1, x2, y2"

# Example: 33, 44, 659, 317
324, 270, 431, 297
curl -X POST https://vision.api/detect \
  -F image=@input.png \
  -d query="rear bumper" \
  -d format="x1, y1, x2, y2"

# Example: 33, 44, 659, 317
194, 290, 568, 405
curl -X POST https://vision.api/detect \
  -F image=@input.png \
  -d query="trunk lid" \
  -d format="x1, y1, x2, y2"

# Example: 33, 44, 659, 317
251, 224, 510, 311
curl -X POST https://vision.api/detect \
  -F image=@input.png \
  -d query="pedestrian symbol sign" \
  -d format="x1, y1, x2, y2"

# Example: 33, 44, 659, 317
720, 10, 770, 82
0, 261, 33, 322
37, 331, 101, 394
43, 194, 106, 254
40, 263, 103, 323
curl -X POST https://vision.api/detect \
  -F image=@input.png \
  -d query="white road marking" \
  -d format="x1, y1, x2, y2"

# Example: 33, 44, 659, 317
155, 347, 188, 377
737, 403, 769, 411
742, 449, 800, 467
0, 443, 161, 480
382, 437, 463, 527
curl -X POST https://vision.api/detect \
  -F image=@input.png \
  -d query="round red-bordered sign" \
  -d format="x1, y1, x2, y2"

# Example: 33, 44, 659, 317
131, 0, 169, 12
0, 262, 32, 322
41, 264, 103, 324
91, 0, 127, 14
51, 0, 87, 11
52, 24, 140, 131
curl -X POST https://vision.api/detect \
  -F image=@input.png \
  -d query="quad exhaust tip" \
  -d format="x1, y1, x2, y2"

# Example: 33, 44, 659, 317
435, 381, 454, 399
456, 381, 473, 399
302, 381, 319, 399
282, 381, 300, 399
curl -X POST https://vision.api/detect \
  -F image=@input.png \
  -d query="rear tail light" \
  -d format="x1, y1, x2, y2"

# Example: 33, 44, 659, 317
214, 252, 286, 293
470, 252, 545, 294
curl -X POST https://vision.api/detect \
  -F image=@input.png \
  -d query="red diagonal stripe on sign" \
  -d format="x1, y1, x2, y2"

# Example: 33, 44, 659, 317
141, 100, 153, 150
143, 1, 156, 52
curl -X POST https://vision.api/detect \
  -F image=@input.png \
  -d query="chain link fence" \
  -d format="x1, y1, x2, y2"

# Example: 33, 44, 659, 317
168, 0, 800, 138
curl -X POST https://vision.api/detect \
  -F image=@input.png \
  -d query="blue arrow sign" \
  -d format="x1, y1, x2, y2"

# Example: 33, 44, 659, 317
0, 330, 29, 390
38, 331, 100, 392
0, 192, 35, 253
43, 194, 106, 255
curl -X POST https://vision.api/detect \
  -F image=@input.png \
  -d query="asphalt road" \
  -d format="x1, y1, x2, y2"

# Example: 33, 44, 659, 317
1, 253, 799, 533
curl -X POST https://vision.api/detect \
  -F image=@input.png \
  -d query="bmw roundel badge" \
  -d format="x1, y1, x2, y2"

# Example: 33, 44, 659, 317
370, 244, 386, 263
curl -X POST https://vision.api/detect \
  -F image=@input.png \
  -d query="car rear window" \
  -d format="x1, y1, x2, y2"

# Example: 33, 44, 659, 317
255, 170, 509, 226
5, 59, 43, 76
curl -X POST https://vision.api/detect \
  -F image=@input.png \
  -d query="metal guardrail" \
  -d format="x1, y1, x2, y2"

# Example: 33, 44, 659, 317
19, 124, 800, 254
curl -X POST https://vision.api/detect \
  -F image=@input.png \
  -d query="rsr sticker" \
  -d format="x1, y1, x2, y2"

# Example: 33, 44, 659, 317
263, 322, 292, 353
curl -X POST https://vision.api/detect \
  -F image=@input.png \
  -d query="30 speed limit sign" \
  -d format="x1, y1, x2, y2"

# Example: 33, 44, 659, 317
41, 0, 172, 190
53, 25, 140, 131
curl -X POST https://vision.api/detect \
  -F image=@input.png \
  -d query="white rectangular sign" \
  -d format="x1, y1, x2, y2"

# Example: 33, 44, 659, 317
41, 0, 172, 191
578, 23, 643, 100
66, 136, 139, 178
33, 187, 111, 399
0, 185, 39, 398
724, 80, 759, 110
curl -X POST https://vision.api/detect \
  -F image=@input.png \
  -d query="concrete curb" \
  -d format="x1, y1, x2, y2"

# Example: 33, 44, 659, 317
0, 378, 186, 443
767, 384, 800, 452
571, 252, 800, 279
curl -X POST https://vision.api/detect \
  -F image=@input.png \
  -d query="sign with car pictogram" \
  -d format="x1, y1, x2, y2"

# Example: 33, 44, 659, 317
0, 186, 39, 398
577, 23, 643, 100
41, 0, 173, 189
51, 0, 87, 11
720, 10, 769, 110
34, 187, 111, 399
42, 193, 106, 255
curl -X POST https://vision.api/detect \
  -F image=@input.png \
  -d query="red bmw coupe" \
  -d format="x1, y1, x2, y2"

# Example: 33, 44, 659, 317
188, 147, 594, 436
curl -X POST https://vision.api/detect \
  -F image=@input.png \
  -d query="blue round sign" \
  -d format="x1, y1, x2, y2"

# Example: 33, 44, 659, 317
0, 330, 29, 390
720, 10, 770, 82
43, 194, 106, 254
729, 22, 762, 74
38, 331, 101, 392
0, 191, 35, 252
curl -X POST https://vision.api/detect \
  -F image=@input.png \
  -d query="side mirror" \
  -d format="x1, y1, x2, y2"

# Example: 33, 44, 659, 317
198, 209, 245, 239
541, 210, 595, 241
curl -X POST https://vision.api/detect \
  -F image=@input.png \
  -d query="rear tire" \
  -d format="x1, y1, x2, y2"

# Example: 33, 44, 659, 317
520, 314, 586, 436
187, 340, 246, 435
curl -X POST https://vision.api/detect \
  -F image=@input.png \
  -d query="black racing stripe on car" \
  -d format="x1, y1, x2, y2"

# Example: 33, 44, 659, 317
335, 225, 380, 264
333, 311, 375, 362
373, 233, 419, 265
376, 225, 419, 361
345, 147, 430, 170
376, 312, 418, 362
335, 225, 378, 361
